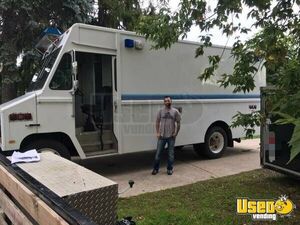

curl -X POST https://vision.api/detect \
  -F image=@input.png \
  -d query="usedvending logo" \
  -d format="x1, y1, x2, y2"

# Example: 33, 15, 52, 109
236, 195, 295, 221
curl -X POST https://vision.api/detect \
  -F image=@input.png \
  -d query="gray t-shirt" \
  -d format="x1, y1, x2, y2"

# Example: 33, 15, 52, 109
157, 107, 181, 138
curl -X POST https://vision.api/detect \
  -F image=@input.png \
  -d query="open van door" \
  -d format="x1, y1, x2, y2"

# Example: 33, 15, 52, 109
112, 56, 119, 149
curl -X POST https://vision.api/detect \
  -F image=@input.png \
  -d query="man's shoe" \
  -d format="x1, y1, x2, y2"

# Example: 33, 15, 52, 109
167, 170, 173, 175
152, 169, 158, 175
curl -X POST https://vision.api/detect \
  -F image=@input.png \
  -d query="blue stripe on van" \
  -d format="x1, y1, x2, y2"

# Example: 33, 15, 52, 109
121, 94, 260, 100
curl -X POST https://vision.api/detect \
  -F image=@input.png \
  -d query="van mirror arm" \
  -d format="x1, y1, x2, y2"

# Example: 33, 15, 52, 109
71, 60, 78, 94
72, 61, 78, 77
73, 80, 79, 91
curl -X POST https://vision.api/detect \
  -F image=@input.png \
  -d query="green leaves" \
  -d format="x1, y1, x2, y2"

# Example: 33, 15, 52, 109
92, 0, 142, 30
137, 0, 207, 49
288, 122, 300, 164
198, 55, 220, 81
137, 12, 180, 49
231, 111, 261, 138
195, 46, 204, 58
274, 112, 300, 164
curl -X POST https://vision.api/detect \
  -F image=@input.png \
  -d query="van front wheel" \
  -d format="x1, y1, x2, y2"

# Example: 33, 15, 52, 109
24, 140, 71, 159
203, 126, 228, 159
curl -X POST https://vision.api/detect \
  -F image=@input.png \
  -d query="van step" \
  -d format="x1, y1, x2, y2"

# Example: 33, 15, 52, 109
78, 129, 112, 136
82, 142, 114, 152
77, 130, 113, 145
85, 149, 117, 157
81, 140, 113, 146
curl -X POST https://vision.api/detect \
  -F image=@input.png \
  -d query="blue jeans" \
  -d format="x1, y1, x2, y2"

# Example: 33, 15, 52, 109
153, 137, 175, 171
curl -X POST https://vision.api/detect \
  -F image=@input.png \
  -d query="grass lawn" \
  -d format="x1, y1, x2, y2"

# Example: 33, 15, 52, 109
118, 169, 300, 225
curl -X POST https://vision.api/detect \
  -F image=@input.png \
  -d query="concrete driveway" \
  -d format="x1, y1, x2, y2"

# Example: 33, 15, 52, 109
81, 138, 260, 197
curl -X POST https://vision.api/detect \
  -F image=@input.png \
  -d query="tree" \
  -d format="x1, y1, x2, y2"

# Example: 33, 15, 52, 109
137, 0, 300, 162
91, 0, 142, 30
0, 0, 146, 102
0, 1, 28, 102
0, 0, 93, 103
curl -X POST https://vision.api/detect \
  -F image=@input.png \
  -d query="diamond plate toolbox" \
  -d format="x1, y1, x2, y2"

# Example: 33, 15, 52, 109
16, 152, 118, 225
64, 185, 118, 225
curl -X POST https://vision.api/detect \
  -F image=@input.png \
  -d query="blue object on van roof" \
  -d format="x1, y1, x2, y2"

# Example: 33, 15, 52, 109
42, 27, 62, 37
125, 39, 134, 48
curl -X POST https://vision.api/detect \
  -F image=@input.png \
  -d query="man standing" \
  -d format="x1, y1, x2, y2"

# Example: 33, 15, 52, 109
152, 96, 181, 175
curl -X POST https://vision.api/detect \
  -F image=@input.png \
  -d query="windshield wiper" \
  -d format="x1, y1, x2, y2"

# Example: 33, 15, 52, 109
42, 44, 56, 60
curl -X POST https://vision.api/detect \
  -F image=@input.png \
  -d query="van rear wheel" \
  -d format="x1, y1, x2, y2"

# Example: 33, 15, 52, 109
24, 140, 71, 159
204, 126, 228, 159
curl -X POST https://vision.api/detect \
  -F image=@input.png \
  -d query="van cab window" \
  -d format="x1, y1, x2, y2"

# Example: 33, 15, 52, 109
27, 47, 61, 92
49, 53, 72, 90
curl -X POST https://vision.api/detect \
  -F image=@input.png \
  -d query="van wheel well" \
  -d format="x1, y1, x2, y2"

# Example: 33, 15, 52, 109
20, 132, 78, 156
207, 121, 233, 147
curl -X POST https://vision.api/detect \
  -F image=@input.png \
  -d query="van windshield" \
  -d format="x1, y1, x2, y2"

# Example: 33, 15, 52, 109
27, 47, 61, 92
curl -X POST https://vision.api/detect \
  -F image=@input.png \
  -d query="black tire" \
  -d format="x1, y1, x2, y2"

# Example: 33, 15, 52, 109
203, 126, 228, 159
24, 140, 71, 159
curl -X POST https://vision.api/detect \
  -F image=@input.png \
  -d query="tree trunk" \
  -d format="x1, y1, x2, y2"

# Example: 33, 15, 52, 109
1, 68, 17, 104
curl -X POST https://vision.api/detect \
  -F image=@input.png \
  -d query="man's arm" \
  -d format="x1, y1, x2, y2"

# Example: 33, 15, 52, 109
175, 121, 181, 136
156, 111, 161, 138
173, 110, 181, 137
